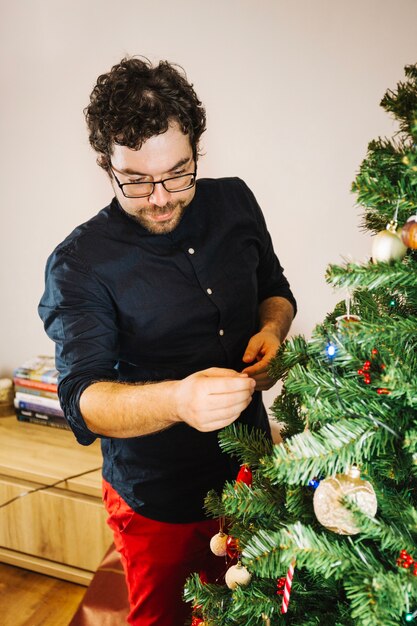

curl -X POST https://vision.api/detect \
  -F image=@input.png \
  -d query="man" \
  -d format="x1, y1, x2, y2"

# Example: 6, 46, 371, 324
39, 57, 296, 625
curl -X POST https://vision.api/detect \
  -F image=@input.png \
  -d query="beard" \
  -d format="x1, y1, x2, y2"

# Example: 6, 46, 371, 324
128, 199, 188, 234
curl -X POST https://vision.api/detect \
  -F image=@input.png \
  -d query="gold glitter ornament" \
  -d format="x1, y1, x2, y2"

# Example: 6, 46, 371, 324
313, 466, 377, 535
401, 215, 417, 249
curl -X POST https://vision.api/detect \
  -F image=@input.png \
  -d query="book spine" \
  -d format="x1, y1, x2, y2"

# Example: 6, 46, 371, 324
16, 410, 69, 430
13, 377, 58, 393
15, 392, 61, 411
14, 399, 64, 417
14, 385, 58, 400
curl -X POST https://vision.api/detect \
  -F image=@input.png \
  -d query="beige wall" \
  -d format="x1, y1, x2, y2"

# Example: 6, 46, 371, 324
1, 0, 417, 410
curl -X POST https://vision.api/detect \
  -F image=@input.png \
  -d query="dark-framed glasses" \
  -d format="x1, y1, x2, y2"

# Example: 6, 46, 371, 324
111, 167, 197, 199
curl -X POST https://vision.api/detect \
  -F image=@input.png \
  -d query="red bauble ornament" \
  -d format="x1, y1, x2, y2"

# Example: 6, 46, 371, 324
191, 617, 205, 626
401, 216, 417, 249
236, 464, 253, 487
199, 571, 208, 584
226, 535, 240, 559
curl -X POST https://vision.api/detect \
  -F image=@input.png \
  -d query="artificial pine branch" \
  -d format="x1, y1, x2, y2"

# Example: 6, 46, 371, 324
341, 497, 416, 556
260, 418, 379, 486
218, 423, 273, 466
268, 335, 309, 381
219, 480, 284, 530
269, 391, 304, 438
380, 64, 417, 134
326, 258, 417, 291
243, 522, 367, 579
344, 571, 412, 626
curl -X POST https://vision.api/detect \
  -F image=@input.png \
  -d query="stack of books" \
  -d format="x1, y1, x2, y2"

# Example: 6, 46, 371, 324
13, 356, 69, 430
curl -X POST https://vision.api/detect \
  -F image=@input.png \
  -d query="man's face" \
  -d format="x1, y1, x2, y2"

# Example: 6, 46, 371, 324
109, 122, 196, 235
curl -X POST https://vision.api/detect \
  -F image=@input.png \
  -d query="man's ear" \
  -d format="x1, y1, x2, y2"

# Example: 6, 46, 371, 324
97, 154, 111, 174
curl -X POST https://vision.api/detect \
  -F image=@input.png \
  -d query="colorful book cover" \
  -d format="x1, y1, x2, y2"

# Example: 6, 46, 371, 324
13, 355, 59, 385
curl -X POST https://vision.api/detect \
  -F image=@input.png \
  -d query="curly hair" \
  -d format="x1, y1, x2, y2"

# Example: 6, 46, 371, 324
84, 56, 206, 171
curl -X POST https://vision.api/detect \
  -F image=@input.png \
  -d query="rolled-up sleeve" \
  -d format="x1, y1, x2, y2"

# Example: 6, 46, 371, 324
38, 243, 119, 445
236, 179, 297, 315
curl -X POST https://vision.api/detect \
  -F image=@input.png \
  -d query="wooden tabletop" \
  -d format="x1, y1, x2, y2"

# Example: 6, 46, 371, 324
0, 416, 103, 498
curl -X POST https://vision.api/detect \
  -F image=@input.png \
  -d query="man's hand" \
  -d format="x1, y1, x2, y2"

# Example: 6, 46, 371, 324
241, 330, 280, 390
173, 368, 256, 432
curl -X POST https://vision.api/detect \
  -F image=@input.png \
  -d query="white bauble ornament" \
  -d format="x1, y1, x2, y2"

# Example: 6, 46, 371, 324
372, 222, 407, 263
225, 561, 252, 589
313, 466, 377, 535
209, 531, 228, 557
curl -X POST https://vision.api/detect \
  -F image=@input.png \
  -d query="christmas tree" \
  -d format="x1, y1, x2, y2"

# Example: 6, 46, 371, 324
185, 64, 417, 626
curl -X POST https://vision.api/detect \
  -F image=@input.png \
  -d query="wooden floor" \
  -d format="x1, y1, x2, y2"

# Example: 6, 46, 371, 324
0, 563, 86, 626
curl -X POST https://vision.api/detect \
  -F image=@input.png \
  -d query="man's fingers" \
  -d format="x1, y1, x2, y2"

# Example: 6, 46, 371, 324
205, 376, 255, 395
197, 400, 254, 431
176, 367, 257, 432
202, 367, 248, 378
206, 388, 254, 411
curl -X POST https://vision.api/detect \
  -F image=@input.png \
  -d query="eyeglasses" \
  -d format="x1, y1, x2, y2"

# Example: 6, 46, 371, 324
111, 167, 197, 199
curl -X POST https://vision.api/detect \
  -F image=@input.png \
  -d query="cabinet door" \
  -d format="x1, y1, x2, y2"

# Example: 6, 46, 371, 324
0, 475, 112, 571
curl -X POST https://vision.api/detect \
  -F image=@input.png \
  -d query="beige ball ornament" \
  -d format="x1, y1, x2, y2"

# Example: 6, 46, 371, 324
372, 221, 407, 263
225, 561, 252, 589
209, 531, 228, 557
313, 466, 377, 535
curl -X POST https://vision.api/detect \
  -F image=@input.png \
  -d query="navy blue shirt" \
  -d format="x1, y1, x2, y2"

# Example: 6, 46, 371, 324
39, 177, 296, 522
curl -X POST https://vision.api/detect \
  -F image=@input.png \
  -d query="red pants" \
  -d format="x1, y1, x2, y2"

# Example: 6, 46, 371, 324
102, 479, 225, 626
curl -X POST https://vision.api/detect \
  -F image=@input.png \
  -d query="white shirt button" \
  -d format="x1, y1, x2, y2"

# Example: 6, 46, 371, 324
219, 329, 224, 336
188, 248, 195, 255
206, 288, 213, 295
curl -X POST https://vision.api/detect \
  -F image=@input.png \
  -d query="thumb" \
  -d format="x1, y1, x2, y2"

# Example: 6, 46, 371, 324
242, 335, 262, 362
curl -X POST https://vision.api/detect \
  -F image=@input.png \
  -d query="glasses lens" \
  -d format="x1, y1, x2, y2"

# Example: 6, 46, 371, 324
163, 174, 195, 192
123, 182, 154, 198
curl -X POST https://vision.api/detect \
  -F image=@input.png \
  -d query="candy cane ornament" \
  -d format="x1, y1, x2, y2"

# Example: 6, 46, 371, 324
281, 559, 296, 614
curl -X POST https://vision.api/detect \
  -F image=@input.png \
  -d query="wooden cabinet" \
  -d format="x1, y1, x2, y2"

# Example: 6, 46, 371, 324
0, 416, 112, 585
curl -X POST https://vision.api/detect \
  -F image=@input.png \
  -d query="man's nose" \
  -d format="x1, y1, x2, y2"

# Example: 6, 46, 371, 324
148, 182, 171, 207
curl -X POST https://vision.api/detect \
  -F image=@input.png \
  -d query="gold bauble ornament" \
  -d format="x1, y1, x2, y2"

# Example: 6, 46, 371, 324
335, 314, 361, 329
372, 221, 407, 263
209, 531, 228, 557
313, 466, 377, 535
225, 561, 252, 589
401, 215, 417, 249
